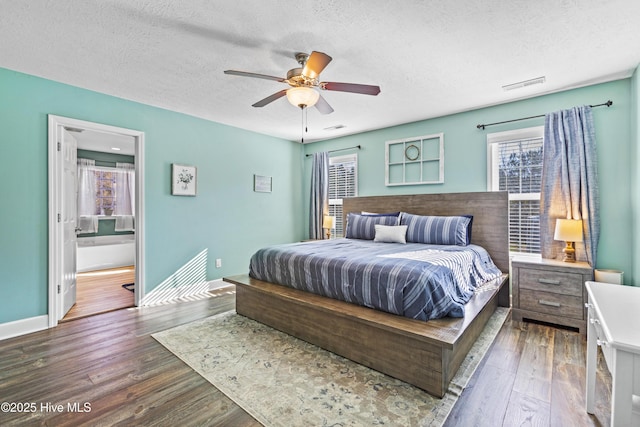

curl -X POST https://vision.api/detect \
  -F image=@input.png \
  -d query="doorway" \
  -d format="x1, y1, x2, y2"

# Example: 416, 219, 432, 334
63, 266, 136, 321
48, 115, 145, 327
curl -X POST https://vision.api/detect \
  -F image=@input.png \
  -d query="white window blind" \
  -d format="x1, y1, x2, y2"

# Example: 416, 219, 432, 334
487, 127, 543, 256
328, 154, 358, 237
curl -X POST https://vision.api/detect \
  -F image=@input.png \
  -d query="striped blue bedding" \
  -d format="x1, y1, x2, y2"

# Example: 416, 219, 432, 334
249, 238, 502, 321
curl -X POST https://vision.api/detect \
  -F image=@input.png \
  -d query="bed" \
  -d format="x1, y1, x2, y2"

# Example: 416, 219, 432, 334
224, 191, 509, 397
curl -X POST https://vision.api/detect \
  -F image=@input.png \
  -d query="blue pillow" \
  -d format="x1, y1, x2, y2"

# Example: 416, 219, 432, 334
462, 214, 474, 245
400, 213, 473, 246
361, 211, 401, 217
345, 213, 399, 240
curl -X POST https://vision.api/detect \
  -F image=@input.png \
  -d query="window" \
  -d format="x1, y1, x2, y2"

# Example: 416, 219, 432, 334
487, 126, 544, 256
94, 168, 116, 215
77, 160, 135, 217
328, 154, 358, 237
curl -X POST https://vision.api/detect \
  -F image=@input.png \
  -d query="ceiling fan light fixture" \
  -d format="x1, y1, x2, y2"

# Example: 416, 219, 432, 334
286, 87, 319, 108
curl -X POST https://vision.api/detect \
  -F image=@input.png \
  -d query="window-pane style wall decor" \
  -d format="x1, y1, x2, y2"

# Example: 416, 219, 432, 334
385, 133, 444, 186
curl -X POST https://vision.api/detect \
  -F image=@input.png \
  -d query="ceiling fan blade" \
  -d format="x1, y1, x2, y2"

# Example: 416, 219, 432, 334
314, 94, 334, 115
302, 51, 332, 79
322, 82, 381, 96
224, 70, 285, 82
252, 89, 288, 107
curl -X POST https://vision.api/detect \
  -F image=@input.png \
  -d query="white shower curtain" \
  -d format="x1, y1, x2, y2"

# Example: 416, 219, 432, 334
114, 162, 135, 232
77, 158, 99, 233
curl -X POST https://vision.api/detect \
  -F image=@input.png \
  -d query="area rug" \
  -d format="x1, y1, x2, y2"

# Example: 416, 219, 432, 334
152, 307, 508, 426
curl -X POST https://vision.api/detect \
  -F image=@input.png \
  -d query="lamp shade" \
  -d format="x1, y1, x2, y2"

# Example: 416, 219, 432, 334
554, 219, 583, 242
322, 215, 335, 229
286, 87, 320, 108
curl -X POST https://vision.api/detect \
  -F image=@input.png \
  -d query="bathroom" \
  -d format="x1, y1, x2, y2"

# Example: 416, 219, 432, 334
64, 128, 137, 321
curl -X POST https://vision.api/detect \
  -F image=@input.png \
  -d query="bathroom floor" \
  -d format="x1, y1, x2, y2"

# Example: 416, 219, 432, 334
62, 266, 135, 322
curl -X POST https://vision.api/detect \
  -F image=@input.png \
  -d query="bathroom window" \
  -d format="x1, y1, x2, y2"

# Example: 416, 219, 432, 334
78, 159, 135, 217
94, 169, 116, 215
77, 159, 135, 233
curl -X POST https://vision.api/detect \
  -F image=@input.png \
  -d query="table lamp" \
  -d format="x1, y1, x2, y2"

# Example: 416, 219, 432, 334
554, 219, 583, 262
322, 215, 335, 240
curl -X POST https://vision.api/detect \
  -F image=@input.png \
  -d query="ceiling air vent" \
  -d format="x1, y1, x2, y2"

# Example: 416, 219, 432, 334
502, 76, 546, 91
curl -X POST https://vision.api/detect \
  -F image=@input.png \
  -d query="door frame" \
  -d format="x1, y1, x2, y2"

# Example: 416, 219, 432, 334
48, 115, 146, 327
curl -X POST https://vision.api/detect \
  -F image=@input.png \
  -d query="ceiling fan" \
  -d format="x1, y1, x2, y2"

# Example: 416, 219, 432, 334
224, 51, 381, 114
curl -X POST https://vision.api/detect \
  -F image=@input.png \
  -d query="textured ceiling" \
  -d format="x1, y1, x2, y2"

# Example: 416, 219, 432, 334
1, 0, 639, 143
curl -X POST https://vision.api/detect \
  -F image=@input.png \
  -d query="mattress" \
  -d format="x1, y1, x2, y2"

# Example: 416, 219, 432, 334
249, 238, 502, 320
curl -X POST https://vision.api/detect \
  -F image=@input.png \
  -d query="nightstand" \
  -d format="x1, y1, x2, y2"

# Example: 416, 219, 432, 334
511, 257, 593, 334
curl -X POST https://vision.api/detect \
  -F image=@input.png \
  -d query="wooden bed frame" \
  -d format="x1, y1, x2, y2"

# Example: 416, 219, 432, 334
224, 191, 509, 397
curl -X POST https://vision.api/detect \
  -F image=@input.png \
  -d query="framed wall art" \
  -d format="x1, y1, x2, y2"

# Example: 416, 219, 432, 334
172, 164, 197, 196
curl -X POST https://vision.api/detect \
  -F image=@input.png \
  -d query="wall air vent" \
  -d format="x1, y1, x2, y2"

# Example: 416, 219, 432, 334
502, 76, 546, 91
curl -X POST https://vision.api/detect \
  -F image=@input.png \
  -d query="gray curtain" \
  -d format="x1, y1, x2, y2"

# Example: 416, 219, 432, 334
540, 105, 599, 265
309, 152, 329, 239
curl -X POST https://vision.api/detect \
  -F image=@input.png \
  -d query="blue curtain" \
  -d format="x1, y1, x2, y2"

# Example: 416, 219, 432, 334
309, 152, 329, 240
541, 105, 599, 265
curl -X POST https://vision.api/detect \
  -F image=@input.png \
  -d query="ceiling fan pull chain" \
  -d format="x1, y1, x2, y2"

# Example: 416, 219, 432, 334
305, 107, 309, 133
301, 107, 304, 143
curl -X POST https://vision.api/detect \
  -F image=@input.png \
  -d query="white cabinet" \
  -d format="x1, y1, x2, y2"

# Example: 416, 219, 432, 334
585, 281, 640, 426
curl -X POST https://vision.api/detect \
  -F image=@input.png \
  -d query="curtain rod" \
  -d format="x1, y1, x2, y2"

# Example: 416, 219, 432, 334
476, 100, 613, 130
305, 145, 362, 157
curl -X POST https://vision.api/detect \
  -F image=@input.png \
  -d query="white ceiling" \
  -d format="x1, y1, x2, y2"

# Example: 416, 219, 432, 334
2, 1, 639, 144
70, 128, 136, 156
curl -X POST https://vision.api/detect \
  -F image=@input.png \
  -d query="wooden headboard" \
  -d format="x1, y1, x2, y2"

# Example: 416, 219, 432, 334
343, 191, 509, 273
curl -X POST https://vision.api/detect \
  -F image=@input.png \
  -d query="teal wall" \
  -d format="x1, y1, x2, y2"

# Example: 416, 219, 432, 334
77, 219, 133, 237
77, 148, 134, 167
304, 79, 636, 284
0, 67, 304, 324
1, 64, 636, 327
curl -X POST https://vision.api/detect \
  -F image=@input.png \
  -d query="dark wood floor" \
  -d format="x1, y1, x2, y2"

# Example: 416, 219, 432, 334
0, 287, 260, 427
0, 287, 612, 426
445, 319, 612, 427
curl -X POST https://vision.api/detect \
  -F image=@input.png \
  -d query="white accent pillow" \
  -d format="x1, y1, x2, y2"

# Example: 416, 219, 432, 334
374, 224, 408, 244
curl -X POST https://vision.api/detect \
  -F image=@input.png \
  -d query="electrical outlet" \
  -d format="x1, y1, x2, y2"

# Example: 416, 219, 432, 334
215, 258, 222, 268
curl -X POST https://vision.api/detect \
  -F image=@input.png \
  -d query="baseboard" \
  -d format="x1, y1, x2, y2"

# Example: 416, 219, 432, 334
0, 315, 49, 341
208, 278, 228, 291
0, 280, 230, 339
141, 279, 230, 306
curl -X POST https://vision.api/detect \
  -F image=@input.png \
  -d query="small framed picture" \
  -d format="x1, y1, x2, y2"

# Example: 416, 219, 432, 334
253, 174, 272, 193
172, 164, 197, 196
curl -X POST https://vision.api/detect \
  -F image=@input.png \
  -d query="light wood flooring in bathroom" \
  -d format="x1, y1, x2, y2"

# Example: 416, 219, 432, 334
62, 266, 135, 321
